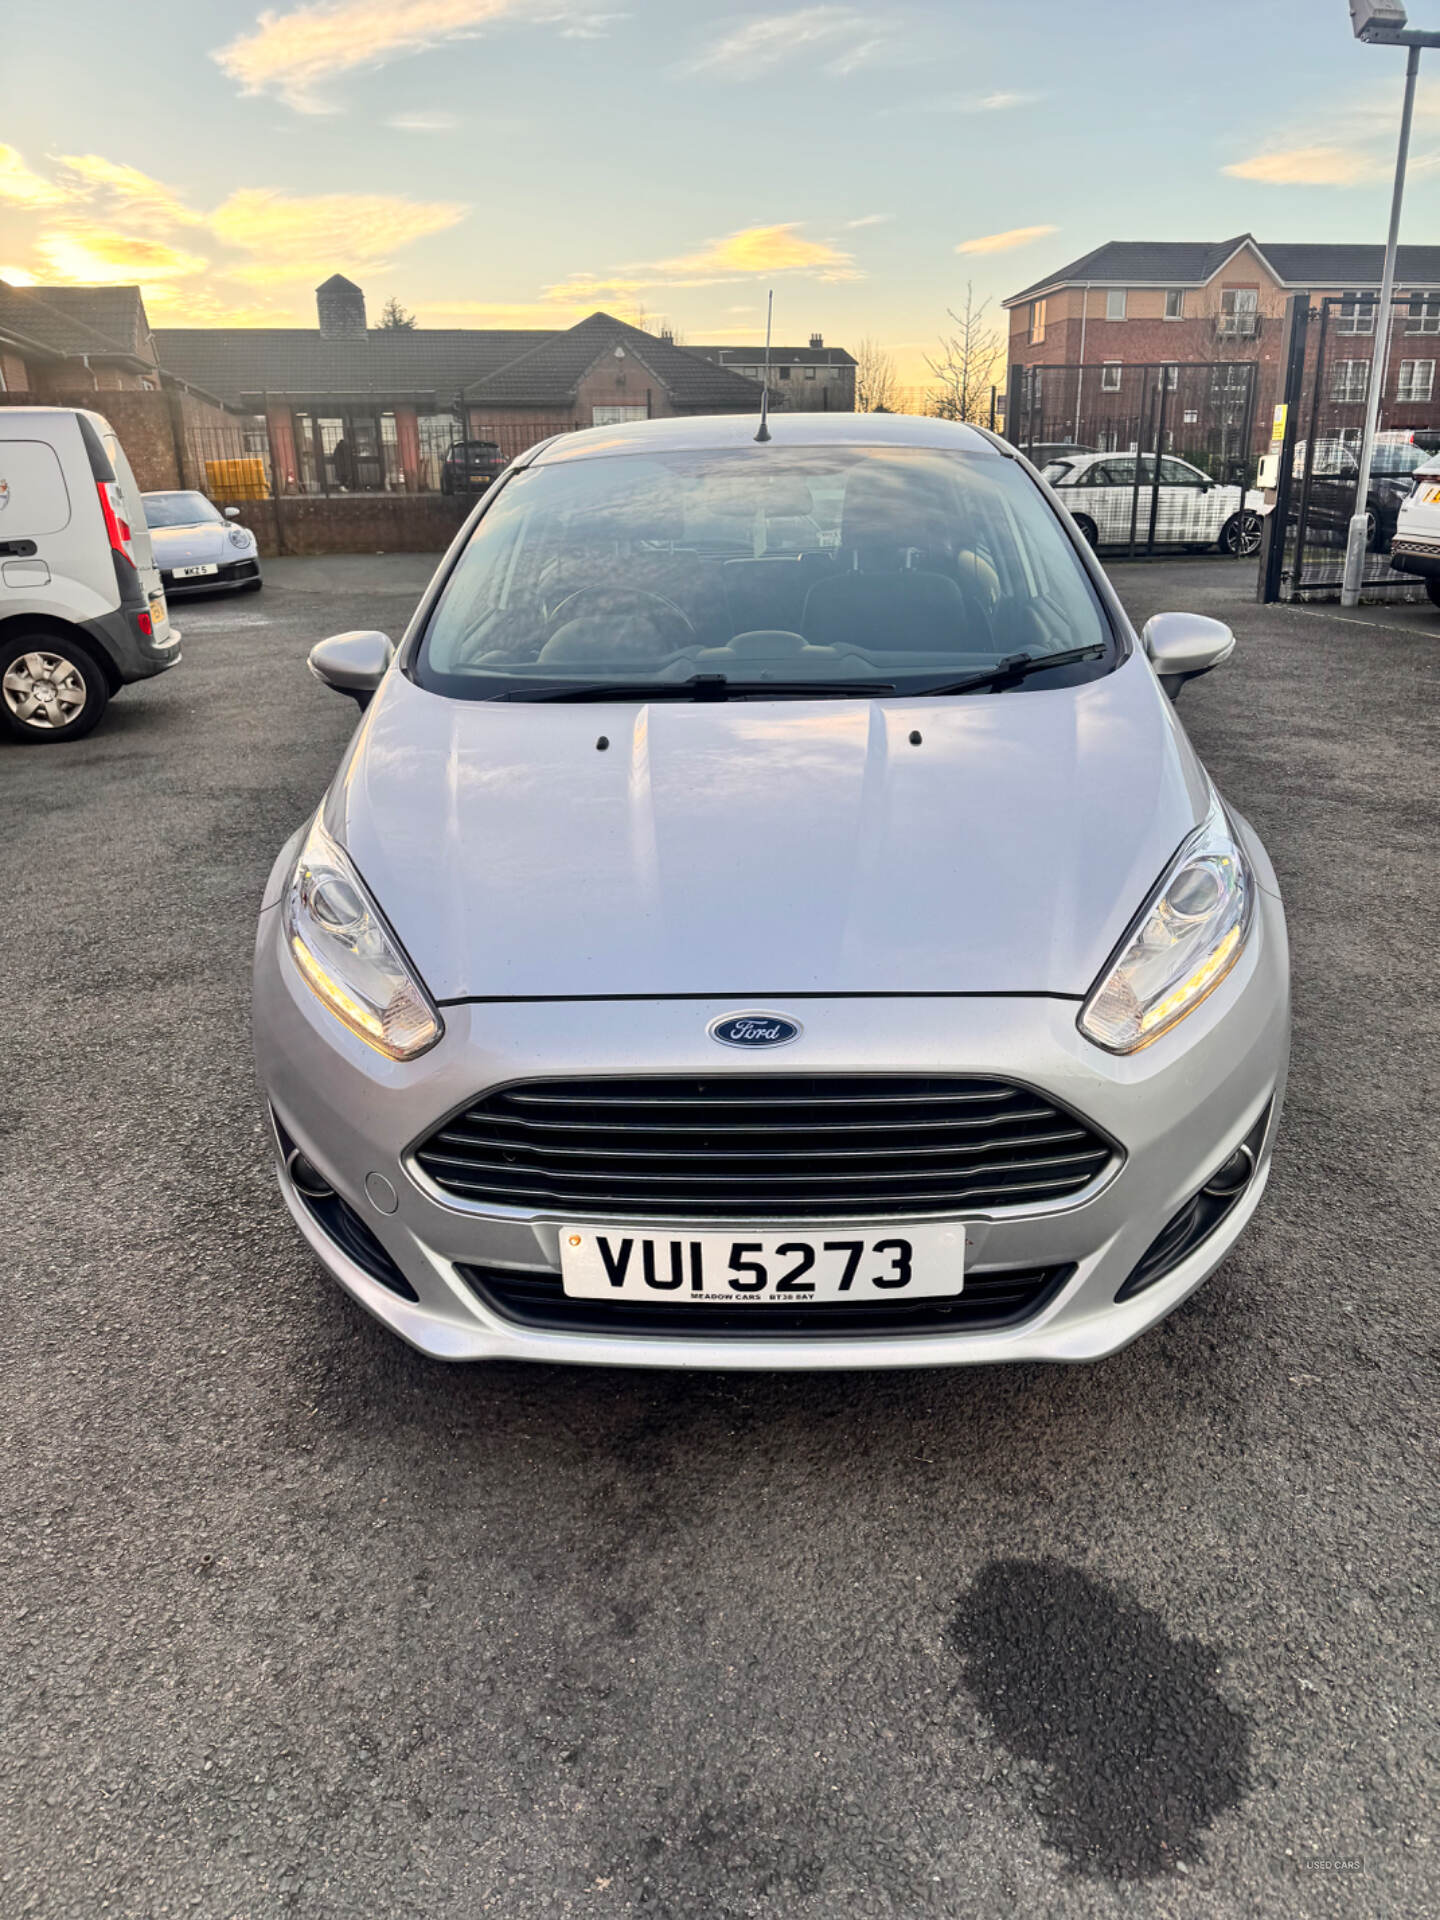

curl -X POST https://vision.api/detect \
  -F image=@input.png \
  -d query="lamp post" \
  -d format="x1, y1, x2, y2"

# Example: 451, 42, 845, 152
1341, 3, 1440, 607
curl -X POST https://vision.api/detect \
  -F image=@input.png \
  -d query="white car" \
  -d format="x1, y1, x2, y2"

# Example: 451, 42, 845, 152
1389, 456, 1440, 608
1040, 452, 1264, 556
141, 491, 262, 597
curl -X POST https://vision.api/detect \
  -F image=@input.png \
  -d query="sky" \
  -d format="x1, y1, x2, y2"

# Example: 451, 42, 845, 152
3, 0, 1440, 390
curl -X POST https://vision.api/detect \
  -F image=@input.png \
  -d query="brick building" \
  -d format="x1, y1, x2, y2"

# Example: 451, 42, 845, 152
1004, 236, 1440, 446
687, 335, 857, 411
155, 278, 779, 494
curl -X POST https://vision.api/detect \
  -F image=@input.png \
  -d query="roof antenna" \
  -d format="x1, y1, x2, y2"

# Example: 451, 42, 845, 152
754, 288, 774, 442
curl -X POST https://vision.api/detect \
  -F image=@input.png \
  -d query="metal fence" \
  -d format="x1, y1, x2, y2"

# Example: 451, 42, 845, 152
1005, 358, 1266, 559
183, 408, 583, 503
1265, 293, 1440, 599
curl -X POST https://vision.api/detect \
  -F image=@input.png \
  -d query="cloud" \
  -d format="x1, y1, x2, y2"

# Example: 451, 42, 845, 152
215, 0, 616, 111
1223, 144, 1385, 186
884, 87, 1043, 116
209, 187, 467, 280
0, 144, 68, 208
32, 226, 209, 283
0, 266, 38, 285
955, 223, 1057, 255
651, 222, 859, 281
686, 7, 880, 78
384, 109, 460, 130
54, 154, 205, 230
844, 213, 891, 228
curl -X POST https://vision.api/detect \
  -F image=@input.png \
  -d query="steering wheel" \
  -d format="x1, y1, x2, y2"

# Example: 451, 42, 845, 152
546, 585, 696, 640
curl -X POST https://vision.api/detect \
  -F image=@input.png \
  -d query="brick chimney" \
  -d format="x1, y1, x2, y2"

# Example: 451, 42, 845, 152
316, 274, 367, 339
809, 332, 823, 350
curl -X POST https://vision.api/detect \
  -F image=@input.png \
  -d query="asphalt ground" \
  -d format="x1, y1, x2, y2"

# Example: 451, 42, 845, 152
2, 552, 1436, 1918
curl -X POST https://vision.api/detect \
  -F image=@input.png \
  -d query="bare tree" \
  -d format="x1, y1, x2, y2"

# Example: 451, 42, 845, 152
924, 285, 1004, 424
379, 296, 416, 331
855, 336, 899, 412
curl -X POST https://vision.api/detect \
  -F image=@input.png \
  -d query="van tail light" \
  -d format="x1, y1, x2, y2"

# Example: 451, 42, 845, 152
96, 480, 135, 567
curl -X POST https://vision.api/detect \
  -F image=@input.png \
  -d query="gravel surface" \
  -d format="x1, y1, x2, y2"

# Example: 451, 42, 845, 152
3, 553, 1435, 1918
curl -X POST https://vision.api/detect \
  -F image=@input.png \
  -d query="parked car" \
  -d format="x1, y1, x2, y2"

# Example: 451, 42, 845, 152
254, 413, 1289, 1370
1289, 436, 1436, 552
1040, 450, 1265, 555
0, 405, 179, 743
1387, 454, 1440, 607
142, 490, 263, 596
440, 440, 504, 495
1018, 441, 1096, 469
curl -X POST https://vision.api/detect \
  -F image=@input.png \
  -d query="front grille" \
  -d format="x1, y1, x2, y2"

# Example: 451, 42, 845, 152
413, 1074, 1116, 1219
459, 1261, 1074, 1337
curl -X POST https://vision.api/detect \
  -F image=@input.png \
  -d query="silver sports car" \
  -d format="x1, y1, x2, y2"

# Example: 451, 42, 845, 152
252, 414, 1289, 1369
142, 490, 263, 596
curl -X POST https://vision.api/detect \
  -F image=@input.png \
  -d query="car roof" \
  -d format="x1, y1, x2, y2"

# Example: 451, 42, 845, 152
526, 411, 1002, 466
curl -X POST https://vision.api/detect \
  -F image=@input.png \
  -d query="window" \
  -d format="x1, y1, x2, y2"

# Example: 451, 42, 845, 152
1336, 291, 1376, 335
591, 404, 648, 425
1218, 289, 1259, 337
1397, 359, 1435, 402
777, 365, 791, 379
1330, 360, 1370, 403
1100, 362, 1122, 391
1406, 294, 1440, 334
1164, 289, 1185, 320
1105, 290, 1127, 322
1161, 364, 1179, 390
414, 446, 1113, 700
805, 365, 817, 379
1030, 298, 1047, 344
1160, 456, 1206, 487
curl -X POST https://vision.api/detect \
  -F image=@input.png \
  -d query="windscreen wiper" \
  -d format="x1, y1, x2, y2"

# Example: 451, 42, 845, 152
915, 644, 1108, 698
495, 673, 895, 703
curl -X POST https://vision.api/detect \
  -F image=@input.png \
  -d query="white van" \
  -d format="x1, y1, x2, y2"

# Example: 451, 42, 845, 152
1390, 455, 1440, 610
0, 406, 180, 743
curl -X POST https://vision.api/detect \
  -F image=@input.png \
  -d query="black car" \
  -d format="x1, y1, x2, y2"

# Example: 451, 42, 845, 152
440, 440, 505, 495
1292, 437, 1437, 551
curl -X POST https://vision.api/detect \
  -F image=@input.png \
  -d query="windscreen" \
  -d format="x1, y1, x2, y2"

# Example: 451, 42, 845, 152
142, 491, 222, 527
415, 446, 1113, 699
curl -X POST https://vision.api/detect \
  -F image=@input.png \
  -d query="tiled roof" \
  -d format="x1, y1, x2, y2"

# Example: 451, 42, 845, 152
464, 312, 767, 411
689, 344, 857, 367
1007, 236, 1440, 304
0, 279, 146, 363
1261, 242, 1440, 286
28, 284, 153, 359
151, 326, 557, 404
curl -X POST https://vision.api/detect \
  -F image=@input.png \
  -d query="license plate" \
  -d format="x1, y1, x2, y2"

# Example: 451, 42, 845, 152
174, 563, 219, 578
559, 1223, 965, 1305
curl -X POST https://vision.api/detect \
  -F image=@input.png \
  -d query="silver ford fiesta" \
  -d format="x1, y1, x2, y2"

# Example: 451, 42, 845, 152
252, 413, 1289, 1369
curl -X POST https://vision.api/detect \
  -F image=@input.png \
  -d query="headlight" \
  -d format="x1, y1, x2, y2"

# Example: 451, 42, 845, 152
1079, 799, 1254, 1053
282, 815, 442, 1060
228, 527, 253, 549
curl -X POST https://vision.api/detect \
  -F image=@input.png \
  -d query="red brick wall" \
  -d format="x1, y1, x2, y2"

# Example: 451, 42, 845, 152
240, 491, 473, 557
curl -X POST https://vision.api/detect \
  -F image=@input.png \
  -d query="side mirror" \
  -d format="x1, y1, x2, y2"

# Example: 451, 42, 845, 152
308, 630, 394, 710
224, 506, 240, 518
1142, 612, 1235, 700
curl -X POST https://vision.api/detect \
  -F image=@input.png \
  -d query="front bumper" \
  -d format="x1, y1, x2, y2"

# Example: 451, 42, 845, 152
251, 877, 1290, 1370
160, 557, 261, 596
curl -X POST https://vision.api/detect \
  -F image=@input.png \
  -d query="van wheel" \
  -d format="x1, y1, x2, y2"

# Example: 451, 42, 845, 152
0, 636, 110, 743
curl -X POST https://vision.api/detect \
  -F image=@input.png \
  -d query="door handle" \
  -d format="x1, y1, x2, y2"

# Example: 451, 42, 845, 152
0, 539, 38, 558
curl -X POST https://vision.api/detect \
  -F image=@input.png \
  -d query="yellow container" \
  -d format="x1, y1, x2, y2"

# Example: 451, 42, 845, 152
204, 457, 270, 502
